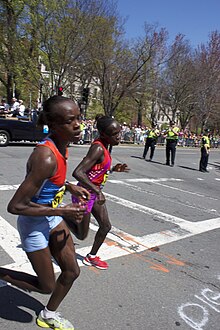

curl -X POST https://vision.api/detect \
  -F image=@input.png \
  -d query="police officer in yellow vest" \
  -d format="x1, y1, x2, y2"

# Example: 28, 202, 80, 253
143, 123, 160, 161
164, 120, 180, 166
199, 128, 210, 173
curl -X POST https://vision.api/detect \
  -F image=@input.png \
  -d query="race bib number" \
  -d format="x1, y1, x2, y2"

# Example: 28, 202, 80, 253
100, 171, 110, 188
51, 185, 66, 208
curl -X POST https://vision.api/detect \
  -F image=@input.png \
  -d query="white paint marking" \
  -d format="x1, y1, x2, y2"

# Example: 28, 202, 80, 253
0, 184, 20, 191
1, 212, 220, 285
178, 303, 209, 330
107, 181, 218, 214
178, 284, 220, 329
153, 182, 217, 200
108, 178, 218, 200
105, 192, 191, 226
1, 184, 220, 290
195, 295, 220, 313
109, 178, 183, 183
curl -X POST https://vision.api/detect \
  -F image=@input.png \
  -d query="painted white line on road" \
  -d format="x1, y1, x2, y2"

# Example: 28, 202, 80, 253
151, 182, 217, 200
108, 178, 218, 201
0, 215, 27, 264
139, 217, 220, 247
107, 181, 218, 215
0, 182, 219, 285
0, 211, 220, 286
109, 178, 183, 183
0, 215, 93, 277
0, 179, 182, 191
105, 192, 194, 226
0, 215, 58, 274
0, 184, 20, 191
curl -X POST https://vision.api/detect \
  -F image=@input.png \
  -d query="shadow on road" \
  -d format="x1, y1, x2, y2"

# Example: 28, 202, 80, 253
209, 162, 220, 172
178, 165, 198, 171
130, 155, 144, 159
130, 156, 164, 165
0, 284, 43, 323
145, 160, 164, 165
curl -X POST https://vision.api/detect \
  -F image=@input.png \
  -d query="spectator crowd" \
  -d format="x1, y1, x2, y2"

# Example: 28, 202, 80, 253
0, 97, 32, 118
1, 97, 219, 148
78, 120, 220, 148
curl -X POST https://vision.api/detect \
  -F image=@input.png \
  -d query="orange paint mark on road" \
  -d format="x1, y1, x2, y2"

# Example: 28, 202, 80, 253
115, 243, 170, 273
165, 255, 185, 266
105, 240, 116, 246
150, 264, 170, 273
121, 235, 134, 241
160, 231, 173, 237
114, 231, 185, 268
87, 266, 100, 274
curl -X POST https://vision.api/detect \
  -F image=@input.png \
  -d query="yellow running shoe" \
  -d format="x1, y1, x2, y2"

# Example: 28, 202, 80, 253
36, 310, 74, 329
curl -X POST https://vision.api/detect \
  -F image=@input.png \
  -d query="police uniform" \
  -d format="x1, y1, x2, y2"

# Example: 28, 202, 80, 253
199, 132, 210, 172
165, 123, 180, 166
142, 127, 160, 160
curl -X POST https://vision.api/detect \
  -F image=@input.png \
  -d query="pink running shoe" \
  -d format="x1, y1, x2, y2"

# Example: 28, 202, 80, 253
83, 255, 108, 270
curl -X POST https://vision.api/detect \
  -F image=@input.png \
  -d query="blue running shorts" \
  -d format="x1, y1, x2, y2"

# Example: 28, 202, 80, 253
17, 215, 63, 252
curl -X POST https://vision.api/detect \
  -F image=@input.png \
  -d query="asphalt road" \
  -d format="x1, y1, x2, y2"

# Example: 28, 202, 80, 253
0, 143, 220, 330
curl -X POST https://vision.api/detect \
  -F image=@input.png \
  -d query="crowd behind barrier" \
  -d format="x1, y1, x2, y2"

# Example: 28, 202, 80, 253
1, 96, 219, 148
78, 120, 220, 148
1, 97, 220, 148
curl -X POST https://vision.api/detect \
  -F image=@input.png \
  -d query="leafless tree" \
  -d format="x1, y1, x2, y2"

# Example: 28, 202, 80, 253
193, 31, 220, 131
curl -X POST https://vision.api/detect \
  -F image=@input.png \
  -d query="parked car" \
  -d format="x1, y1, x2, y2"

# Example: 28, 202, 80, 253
0, 112, 48, 147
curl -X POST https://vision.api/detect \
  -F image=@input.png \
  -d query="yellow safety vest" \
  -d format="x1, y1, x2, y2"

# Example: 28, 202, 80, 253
201, 135, 210, 148
166, 127, 179, 140
148, 129, 159, 139
80, 123, 85, 131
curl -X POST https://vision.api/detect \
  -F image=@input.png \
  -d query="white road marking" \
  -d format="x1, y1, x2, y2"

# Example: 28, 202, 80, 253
107, 181, 218, 215
0, 179, 180, 191
153, 182, 218, 200
178, 302, 209, 330
0, 179, 219, 288
108, 178, 183, 183
0, 213, 220, 285
105, 192, 188, 226
0, 197, 220, 287
108, 178, 218, 201
0, 184, 20, 191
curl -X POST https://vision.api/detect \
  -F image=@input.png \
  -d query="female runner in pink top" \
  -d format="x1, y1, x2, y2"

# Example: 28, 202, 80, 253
67, 116, 129, 270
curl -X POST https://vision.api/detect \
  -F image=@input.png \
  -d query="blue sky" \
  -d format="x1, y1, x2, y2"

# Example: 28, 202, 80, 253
116, 0, 220, 47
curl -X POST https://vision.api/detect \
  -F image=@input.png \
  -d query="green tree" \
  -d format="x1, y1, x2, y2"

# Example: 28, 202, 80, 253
0, 0, 24, 102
